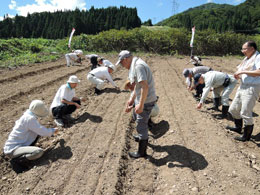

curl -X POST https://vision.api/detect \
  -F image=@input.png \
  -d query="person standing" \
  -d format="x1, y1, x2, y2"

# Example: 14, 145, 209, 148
50, 75, 85, 127
226, 41, 260, 142
195, 71, 237, 119
3, 100, 58, 166
183, 66, 212, 98
87, 64, 119, 95
116, 50, 157, 158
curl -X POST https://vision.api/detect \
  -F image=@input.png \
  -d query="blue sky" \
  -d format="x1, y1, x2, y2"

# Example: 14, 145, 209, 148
1, 0, 246, 23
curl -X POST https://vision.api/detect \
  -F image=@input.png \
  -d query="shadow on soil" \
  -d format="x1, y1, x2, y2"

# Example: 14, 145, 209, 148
149, 120, 169, 139
147, 144, 208, 171
76, 112, 102, 123
9, 139, 72, 174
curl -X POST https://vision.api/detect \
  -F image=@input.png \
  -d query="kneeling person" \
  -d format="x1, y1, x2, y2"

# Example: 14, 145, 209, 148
50, 75, 85, 127
3, 100, 58, 166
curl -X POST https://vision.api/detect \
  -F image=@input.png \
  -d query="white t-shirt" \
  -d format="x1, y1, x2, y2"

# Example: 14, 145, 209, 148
66, 53, 78, 61
50, 84, 75, 109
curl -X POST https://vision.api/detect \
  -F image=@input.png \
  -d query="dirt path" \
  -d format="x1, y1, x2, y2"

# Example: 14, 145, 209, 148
0, 55, 260, 195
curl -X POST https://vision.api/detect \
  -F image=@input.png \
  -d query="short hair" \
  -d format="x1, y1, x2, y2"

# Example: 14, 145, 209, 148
246, 41, 257, 50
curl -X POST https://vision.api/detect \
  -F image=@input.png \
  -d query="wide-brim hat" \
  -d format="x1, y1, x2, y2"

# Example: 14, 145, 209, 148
67, 75, 80, 83
29, 100, 49, 118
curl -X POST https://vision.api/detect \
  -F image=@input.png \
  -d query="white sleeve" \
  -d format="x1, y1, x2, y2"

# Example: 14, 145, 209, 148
29, 119, 55, 137
105, 71, 117, 87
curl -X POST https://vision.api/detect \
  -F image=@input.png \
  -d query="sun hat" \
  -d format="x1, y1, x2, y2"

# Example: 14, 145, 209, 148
29, 100, 49, 118
67, 75, 80, 83
115, 50, 132, 66
108, 64, 116, 71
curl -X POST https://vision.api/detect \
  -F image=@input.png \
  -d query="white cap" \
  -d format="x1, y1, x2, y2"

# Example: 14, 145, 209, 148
108, 64, 116, 71
29, 100, 49, 118
67, 75, 80, 83
74, 50, 83, 56
115, 50, 132, 66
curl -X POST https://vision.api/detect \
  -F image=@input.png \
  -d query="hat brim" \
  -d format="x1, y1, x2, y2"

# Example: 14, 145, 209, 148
68, 80, 80, 83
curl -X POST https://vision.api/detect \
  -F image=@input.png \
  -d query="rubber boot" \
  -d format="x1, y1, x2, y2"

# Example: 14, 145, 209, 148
94, 88, 101, 95
235, 125, 254, 142
226, 119, 243, 133
208, 97, 220, 111
129, 139, 148, 158
216, 106, 229, 119
133, 134, 140, 142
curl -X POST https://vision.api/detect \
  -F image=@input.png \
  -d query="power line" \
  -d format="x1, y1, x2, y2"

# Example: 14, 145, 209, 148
171, 0, 179, 16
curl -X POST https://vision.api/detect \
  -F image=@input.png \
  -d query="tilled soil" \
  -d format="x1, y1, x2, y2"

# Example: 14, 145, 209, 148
0, 55, 260, 195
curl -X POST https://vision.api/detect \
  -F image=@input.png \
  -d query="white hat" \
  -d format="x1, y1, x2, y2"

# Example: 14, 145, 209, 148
108, 64, 116, 71
29, 100, 49, 118
74, 50, 83, 56
67, 75, 80, 83
115, 50, 132, 66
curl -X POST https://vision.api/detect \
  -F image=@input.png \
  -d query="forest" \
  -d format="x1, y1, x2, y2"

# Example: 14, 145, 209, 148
0, 6, 141, 39
158, 0, 260, 34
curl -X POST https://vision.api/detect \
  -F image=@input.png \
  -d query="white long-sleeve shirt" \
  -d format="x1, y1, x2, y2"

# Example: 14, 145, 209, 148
200, 71, 227, 103
4, 110, 55, 154
89, 67, 117, 87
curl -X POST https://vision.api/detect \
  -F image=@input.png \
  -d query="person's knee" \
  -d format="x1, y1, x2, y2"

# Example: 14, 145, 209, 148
26, 148, 44, 160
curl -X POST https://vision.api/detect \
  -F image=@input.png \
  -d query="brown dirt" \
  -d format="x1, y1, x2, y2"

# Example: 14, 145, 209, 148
0, 55, 260, 195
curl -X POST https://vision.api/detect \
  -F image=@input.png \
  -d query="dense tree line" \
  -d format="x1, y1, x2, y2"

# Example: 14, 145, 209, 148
0, 6, 141, 39
158, 0, 260, 34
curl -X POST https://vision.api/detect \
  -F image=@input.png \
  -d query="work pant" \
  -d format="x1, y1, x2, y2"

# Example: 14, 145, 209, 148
90, 57, 98, 70
6, 137, 43, 160
52, 100, 81, 119
132, 101, 155, 140
65, 54, 74, 67
212, 75, 237, 106
87, 74, 105, 90
195, 83, 205, 96
229, 84, 260, 125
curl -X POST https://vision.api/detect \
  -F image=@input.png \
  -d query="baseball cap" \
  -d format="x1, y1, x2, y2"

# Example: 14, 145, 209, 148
183, 68, 191, 77
115, 50, 132, 66
193, 73, 201, 85
67, 75, 80, 83
108, 64, 116, 71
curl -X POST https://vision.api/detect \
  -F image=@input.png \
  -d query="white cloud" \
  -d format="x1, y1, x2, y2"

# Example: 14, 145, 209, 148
14, 0, 86, 16
0, 16, 3, 21
9, 0, 17, 10
207, 0, 214, 3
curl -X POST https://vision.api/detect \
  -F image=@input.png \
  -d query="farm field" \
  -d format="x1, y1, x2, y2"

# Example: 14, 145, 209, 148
0, 55, 260, 195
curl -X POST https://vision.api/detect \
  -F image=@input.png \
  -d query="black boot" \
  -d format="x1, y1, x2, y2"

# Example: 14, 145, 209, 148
226, 119, 243, 133
208, 97, 220, 111
133, 134, 140, 142
94, 88, 101, 95
129, 139, 148, 158
148, 118, 154, 129
216, 106, 229, 119
235, 125, 254, 142
10, 155, 31, 173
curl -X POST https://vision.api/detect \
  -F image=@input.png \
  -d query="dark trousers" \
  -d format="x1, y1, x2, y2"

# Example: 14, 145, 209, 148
196, 83, 205, 97
52, 100, 81, 119
91, 57, 98, 70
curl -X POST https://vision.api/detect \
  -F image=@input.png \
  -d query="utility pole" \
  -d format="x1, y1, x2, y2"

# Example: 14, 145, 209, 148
172, 0, 179, 16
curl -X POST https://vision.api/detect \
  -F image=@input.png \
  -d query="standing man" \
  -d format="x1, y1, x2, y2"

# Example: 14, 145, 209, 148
195, 71, 237, 119
50, 75, 85, 127
183, 66, 212, 98
226, 41, 260, 142
87, 64, 119, 95
116, 50, 157, 158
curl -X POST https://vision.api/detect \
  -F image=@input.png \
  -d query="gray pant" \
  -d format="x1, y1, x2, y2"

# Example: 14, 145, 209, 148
229, 84, 260, 125
213, 75, 237, 106
87, 74, 105, 90
133, 101, 155, 140
7, 146, 44, 160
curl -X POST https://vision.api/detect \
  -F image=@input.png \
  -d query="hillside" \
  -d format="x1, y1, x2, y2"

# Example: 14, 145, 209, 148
157, 0, 260, 34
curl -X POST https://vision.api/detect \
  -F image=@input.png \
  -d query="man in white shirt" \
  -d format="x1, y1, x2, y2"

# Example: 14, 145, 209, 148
50, 75, 85, 127
65, 50, 83, 67
190, 55, 202, 66
195, 71, 237, 119
97, 57, 115, 69
87, 64, 120, 95
226, 41, 260, 142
